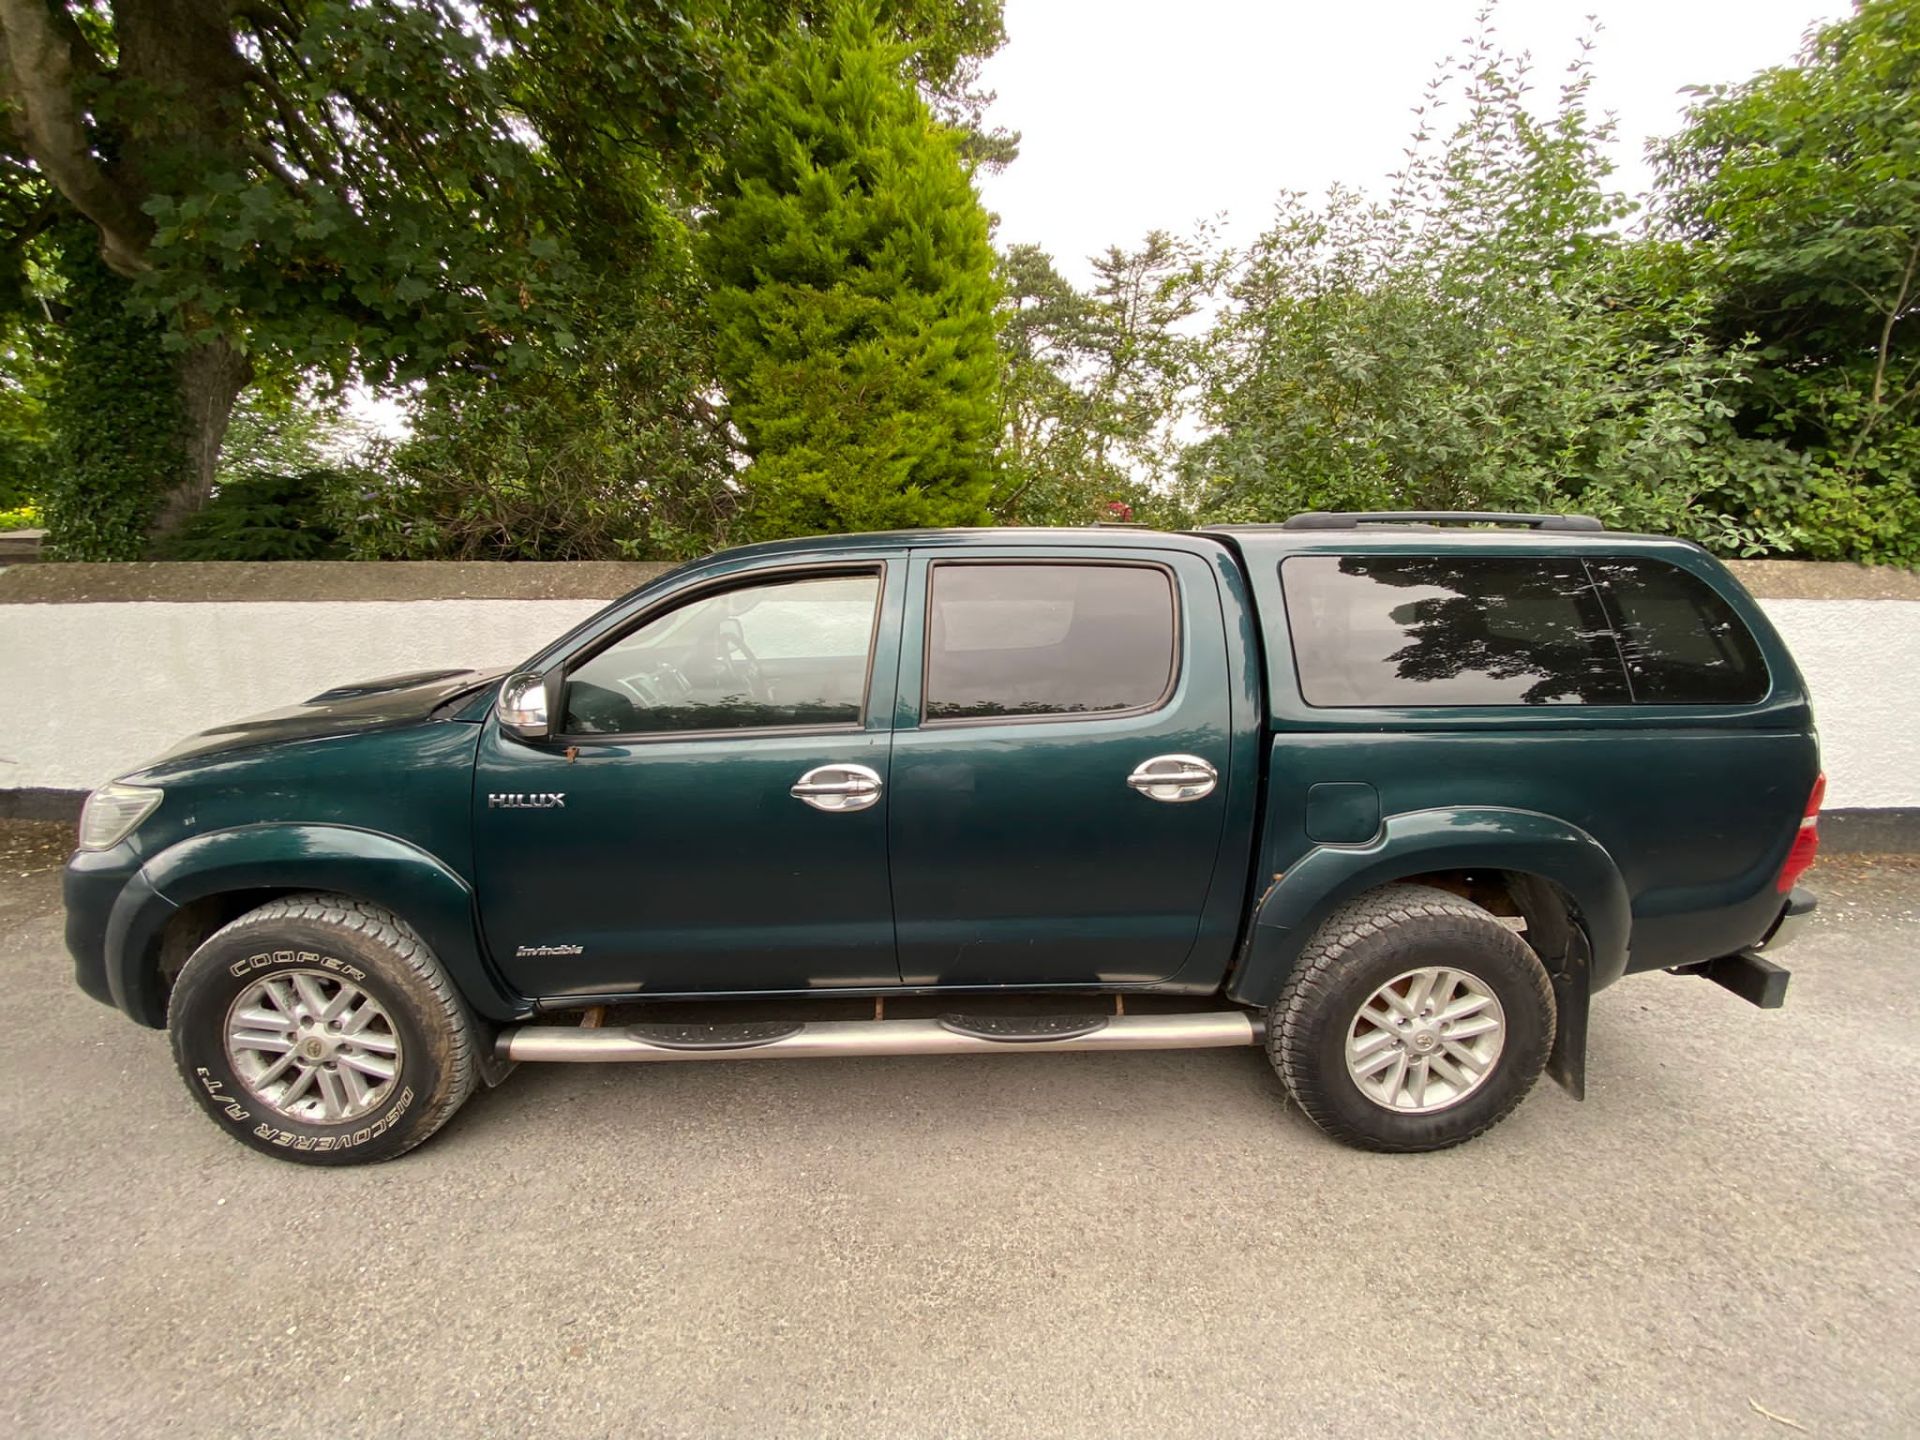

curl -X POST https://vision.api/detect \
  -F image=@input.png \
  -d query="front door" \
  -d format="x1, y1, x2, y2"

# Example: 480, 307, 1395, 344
474, 561, 904, 1002
887, 549, 1234, 987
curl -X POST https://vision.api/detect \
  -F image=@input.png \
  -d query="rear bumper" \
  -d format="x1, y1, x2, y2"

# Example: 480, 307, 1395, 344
1757, 886, 1817, 952
1680, 888, 1815, 1011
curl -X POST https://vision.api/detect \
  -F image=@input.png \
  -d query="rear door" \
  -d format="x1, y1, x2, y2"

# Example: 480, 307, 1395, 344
886, 546, 1234, 987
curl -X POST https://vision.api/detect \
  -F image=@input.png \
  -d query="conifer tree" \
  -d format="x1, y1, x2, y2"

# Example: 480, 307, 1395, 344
704, 5, 1002, 538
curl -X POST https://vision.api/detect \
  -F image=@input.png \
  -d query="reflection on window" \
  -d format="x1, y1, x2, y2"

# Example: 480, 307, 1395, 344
1593, 560, 1767, 704
1282, 556, 1628, 707
564, 573, 879, 735
925, 564, 1176, 721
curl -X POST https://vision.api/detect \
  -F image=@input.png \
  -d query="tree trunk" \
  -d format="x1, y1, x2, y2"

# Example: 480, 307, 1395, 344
151, 335, 252, 542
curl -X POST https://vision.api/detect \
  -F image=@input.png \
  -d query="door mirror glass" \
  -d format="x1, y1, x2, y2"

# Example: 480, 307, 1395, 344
497, 671, 552, 740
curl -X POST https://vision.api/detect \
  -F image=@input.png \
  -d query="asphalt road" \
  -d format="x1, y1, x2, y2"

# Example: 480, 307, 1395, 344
2, 825, 1917, 1439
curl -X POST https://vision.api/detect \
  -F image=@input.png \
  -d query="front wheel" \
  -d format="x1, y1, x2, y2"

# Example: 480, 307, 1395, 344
1266, 884, 1556, 1152
167, 894, 478, 1165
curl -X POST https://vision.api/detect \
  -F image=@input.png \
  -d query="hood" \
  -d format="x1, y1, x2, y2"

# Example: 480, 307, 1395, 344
143, 668, 504, 769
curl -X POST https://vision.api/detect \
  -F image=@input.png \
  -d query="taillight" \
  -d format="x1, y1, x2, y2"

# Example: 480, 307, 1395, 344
1777, 773, 1825, 893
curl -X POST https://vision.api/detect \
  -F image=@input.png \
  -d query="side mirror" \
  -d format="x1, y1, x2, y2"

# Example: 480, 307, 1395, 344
497, 670, 560, 742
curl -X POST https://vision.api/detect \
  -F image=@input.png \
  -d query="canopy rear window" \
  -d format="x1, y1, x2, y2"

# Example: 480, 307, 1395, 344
1280, 555, 1766, 708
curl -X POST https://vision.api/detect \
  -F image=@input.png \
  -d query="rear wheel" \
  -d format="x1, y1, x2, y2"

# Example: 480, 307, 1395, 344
1266, 884, 1555, 1152
167, 894, 478, 1165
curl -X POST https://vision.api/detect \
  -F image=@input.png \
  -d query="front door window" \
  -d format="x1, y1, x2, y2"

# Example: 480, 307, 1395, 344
564, 573, 882, 736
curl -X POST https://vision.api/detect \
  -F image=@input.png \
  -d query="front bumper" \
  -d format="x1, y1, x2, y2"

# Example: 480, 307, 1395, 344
63, 842, 146, 1015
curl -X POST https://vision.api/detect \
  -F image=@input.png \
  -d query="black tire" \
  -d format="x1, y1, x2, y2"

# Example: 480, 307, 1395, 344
167, 894, 478, 1165
1267, 883, 1555, 1152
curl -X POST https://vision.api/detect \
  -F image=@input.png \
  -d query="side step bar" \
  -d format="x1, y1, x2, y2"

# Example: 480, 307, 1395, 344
499, 1011, 1263, 1064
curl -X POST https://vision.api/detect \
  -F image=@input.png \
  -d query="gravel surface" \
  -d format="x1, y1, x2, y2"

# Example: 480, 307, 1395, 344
1, 838, 1916, 1439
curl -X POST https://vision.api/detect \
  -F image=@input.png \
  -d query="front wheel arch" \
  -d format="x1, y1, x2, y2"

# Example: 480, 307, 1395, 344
107, 825, 529, 1028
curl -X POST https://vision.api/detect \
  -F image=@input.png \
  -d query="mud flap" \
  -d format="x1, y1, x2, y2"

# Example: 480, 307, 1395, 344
1544, 929, 1591, 1101
471, 1016, 519, 1088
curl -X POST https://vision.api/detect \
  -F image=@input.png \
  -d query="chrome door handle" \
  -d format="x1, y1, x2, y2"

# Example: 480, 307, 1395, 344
791, 764, 884, 813
1126, 754, 1218, 803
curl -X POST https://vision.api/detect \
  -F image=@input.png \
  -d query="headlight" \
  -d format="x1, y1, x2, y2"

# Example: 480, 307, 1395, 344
76, 783, 163, 852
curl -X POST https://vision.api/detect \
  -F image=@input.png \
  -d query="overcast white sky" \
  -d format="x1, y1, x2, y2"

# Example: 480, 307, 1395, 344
352, 1, 1846, 436
975, 0, 1848, 285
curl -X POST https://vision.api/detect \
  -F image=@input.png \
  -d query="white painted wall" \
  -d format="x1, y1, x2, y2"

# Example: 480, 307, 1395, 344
1762, 600, 1920, 811
0, 600, 603, 793
1, 595, 1914, 807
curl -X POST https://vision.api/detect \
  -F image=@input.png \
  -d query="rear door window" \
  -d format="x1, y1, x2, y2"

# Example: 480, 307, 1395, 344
1280, 555, 1628, 707
1591, 559, 1768, 704
924, 562, 1177, 721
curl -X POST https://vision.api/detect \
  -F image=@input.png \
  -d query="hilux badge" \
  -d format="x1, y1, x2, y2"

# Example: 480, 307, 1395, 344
488, 793, 566, 809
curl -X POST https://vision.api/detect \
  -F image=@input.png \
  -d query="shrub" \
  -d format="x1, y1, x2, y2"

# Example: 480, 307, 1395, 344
157, 470, 347, 560
702, 5, 1002, 540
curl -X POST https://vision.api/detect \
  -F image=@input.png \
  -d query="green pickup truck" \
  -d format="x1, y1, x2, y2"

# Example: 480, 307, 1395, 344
64, 512, 1823, 1164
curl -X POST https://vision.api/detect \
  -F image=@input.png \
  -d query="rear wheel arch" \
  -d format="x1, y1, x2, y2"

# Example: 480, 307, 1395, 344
1241, 868, 1587, 995
1385, 868, 1589, 972
1225, 807, 1628, 1011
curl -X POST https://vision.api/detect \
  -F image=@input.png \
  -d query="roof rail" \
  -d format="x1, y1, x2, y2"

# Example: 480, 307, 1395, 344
1279, 510, 1605, 533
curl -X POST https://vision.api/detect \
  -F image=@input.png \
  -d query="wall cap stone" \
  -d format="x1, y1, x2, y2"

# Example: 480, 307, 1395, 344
1725, 559, 1920, 601
1, 554, 1913, 604
0, 560, 673, 603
